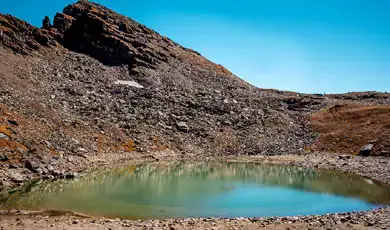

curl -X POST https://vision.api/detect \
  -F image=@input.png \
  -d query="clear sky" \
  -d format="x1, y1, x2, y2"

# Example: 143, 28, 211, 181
1, 0, 390, 93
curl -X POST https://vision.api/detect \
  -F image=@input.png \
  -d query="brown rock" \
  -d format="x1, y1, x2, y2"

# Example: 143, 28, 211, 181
25, 159, 41, 172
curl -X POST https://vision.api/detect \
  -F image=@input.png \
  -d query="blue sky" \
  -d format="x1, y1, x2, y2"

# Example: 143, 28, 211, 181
1, 0, 390, 93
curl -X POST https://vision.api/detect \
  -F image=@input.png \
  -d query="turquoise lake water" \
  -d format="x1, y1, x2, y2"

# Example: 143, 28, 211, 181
1, 162, 389, 219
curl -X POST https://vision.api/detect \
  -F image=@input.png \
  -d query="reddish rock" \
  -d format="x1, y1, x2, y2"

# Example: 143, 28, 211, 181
0, 14, 57, 54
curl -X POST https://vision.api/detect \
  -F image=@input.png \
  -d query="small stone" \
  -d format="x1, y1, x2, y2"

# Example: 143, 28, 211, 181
78, 153, 88, 158
0, 133, 8, 139
338, 155, 351, 160
176, 121, 189, 132
44, 175, 55, 180
77, 147, 88, 153
68, 73, 76, 79
0, 154, 8, 161
222, 120, 232, 125
10, 174, 24, 183
9, 164, 19, 169
114, 80, 144, 88
8, 120, 18, 126
52, 156, 60, 161
65, 172, 78, 179
51, 170, 62, 176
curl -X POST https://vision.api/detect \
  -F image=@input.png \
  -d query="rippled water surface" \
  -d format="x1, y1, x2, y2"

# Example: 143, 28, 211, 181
1, 162, 390, 219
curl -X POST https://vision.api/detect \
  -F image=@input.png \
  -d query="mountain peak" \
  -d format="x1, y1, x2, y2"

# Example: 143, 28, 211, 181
1, 1, 232, 78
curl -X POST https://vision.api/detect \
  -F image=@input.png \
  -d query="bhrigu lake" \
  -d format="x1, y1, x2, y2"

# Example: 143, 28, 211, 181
1, 162, 390, 219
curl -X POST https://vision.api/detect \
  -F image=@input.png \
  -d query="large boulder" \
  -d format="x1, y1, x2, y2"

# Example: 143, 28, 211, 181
358, 144, 374, 157
25, 159, 42, 173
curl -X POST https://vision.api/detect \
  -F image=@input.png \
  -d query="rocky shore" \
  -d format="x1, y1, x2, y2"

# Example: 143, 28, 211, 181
1, 207, 389, 230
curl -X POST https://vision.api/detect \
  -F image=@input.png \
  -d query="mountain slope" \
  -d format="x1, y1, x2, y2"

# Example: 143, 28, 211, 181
3, 0, 389, 182
0, 1, 322, 173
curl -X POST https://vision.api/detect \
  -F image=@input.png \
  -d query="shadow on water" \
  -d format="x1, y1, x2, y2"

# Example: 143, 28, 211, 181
1, 162, 390, 219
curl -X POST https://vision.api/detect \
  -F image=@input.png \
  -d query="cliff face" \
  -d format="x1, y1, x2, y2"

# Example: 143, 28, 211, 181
56, 2, 178, 68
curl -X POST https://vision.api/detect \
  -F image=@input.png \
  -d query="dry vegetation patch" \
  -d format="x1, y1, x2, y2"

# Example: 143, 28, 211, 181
311, 104, 390, 155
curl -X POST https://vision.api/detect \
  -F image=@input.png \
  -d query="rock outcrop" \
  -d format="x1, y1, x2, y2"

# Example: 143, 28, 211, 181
0, 14, 57, 54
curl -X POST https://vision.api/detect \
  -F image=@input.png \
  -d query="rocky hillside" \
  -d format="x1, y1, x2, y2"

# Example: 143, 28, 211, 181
0, 1, 389, 182
0, 1, 323, 172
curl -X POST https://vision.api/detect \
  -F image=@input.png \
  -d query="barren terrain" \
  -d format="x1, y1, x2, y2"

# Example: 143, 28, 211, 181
1, 1, 390, 229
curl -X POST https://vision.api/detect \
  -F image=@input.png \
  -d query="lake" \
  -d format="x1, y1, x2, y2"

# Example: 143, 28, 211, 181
1, 162, 389, 219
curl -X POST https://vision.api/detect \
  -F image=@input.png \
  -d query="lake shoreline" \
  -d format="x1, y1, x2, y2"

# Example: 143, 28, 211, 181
1, 152, 390, 229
